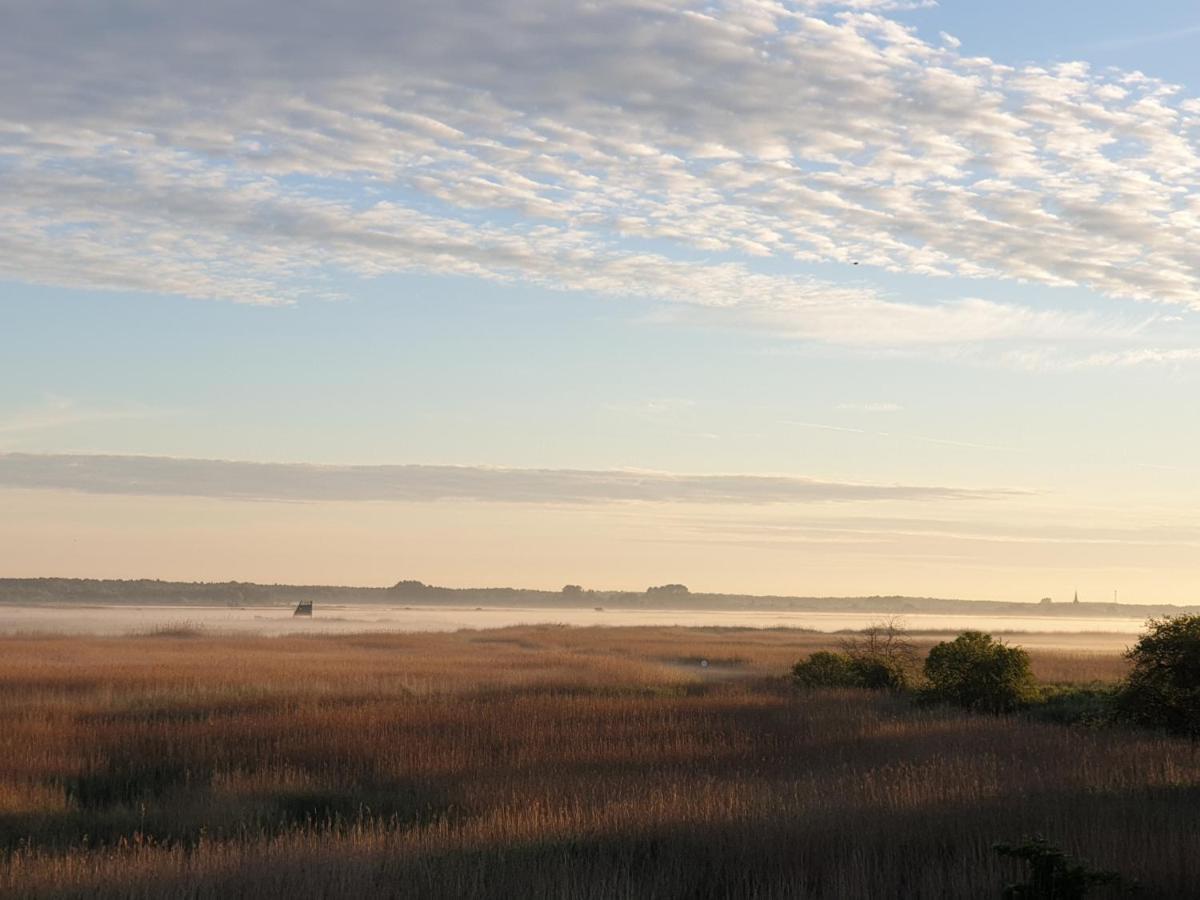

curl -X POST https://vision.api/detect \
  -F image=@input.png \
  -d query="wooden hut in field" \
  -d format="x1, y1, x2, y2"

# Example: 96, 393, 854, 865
293, 600, 313, 617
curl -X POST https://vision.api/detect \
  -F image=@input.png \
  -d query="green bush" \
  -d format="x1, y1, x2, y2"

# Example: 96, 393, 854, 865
791, 651, 861, 688
1025, 684, 1115, 727
792, 620, 917, 691
922, 631, 1038, 713
848, 655, 911, 691
1112, 615, 1200, 737
790, 650, 908, 691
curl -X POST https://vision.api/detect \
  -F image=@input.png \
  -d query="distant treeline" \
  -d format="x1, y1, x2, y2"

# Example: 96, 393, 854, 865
1, 577, 1196, 619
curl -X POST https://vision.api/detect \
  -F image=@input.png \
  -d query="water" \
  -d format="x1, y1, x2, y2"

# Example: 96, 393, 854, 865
0, 603, 1151, 647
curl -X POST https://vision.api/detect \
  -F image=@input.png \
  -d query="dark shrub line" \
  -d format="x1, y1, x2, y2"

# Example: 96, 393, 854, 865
995, 836, 1130, 899
793, 615, 1200, 739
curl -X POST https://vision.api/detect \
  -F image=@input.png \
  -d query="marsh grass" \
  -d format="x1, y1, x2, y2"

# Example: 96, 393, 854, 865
142, 621, 208, 639
0, 626, 1191, 898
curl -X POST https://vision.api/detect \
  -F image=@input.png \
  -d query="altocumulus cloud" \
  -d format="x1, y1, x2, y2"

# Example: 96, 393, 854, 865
0, 454, 1020, 505
1, 1, 1198, 350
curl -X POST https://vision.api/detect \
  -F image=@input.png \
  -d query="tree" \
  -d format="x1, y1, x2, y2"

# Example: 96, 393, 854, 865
646, 584, 689, 596
561, 584, 584, 596
390, 580, 427, 593
922, 631, 1038, 713
1112, 615, 1200, 737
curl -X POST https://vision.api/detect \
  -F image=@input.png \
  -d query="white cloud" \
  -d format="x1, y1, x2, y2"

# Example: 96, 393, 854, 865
0, 452, 1021, 505
1, 1, 1199, 349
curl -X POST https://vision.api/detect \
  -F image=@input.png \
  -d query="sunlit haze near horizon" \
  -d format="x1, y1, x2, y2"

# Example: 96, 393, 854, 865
3, 1, 1200, 603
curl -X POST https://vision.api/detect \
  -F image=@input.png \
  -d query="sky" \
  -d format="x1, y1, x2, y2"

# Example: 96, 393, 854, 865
2, 1, 1200, 602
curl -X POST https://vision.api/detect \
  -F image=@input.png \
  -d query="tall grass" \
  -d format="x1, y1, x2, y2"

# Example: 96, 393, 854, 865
0, 627, 1191, 898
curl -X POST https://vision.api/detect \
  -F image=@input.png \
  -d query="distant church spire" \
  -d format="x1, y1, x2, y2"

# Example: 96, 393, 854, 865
1073, 589, 1079, 604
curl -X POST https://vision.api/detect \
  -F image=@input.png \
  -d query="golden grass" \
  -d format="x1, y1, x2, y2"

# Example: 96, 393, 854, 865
0, 626, 1191, 898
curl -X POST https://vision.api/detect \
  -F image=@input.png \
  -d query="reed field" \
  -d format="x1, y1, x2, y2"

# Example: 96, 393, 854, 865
0, 624, 1195, 898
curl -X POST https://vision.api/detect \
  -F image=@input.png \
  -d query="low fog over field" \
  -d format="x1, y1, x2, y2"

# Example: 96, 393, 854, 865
0, 603, 1143, 651
1, 577, 1176, 649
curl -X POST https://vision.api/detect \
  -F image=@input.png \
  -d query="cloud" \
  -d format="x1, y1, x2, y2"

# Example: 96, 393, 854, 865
782, 421, 1017, 452
1, 1, 1199, 349
0, 453, 1020, 505
0, 398, 166, 443
673, 514, 1200, 549
1085, 24, 1200, 52
1002, 346, 1200, 371
603, 398, 698, 420
835, 402, 904, 412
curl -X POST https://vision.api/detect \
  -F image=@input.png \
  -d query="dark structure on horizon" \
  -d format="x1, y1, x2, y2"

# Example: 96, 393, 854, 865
293, 600, 313, 617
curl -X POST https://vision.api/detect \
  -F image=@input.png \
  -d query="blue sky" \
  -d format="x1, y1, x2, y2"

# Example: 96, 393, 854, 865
908, 2, 1200, 86
2, 1, 1200, 599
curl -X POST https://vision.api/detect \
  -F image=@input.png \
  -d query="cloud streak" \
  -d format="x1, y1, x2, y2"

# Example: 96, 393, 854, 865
0, 453, 1020, 506
676, 514, 1200, 549
0, 398, 164, 439
782, 421, 1019, 452
1002, 346, 1200, 371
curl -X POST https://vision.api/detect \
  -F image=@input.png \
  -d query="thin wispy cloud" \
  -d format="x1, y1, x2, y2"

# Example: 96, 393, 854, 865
1003, 346, 1200, 371
835, 402, 904, 413
1085, 24, 1200, 52
0, 453, 1023, 505
603, 398, 697, 420
673, 514, 1200, 549
783, 421, 1019, 452
0, 398, 166, 440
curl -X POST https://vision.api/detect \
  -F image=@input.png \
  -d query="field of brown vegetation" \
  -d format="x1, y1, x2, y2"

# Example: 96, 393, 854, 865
0, 625, 1194, 898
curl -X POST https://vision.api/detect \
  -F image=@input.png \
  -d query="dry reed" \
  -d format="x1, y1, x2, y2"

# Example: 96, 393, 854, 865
0, 626, 1190, 898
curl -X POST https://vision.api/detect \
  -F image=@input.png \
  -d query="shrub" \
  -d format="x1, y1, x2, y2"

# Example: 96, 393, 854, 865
923, 631, 1038, 713
841, 619, 918, 690
1112, 615, 1200, 737
1025, 685, 1115, 728
792, 621, 917, 691
847, 655, 910, 691
995, 836, 1125, 898
791, 651, 861, 688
